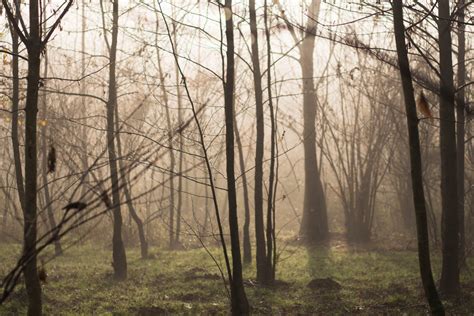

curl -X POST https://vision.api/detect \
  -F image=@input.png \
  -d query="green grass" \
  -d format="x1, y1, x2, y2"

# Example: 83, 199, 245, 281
0, 241, 473, 315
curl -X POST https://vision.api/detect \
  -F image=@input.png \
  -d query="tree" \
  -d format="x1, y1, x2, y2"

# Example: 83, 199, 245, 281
40, 13, 63, 256
223, 0, 250, 313
438, 0, 460, 296
1, 0, 74, 313
173, 19, 185, 248
100, 0, 127, 280
115, 109, 148, 259
264, 0, 277, 282
7, 1, 24, 215
392, 1, 444, 314
299, 0, 329, 242
322, 57, 395, 242
455, 0, 466, 266
234, 113, 252, 264
277, 0, 328, 242
249, 0, 268, 285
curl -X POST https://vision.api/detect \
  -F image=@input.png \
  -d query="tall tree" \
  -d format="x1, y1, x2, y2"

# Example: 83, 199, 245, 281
8, 1, 24, 214
277, 0, 328, 241
224, 0, 250, 313
249, 0, 268, 284
234, 114, 252, 264
299, 0, 328, 241
173, 20, 184, 248
264, 0, 277, 281
115, 109, 148, 259
153, 6, 176, 249
1, 0, 73, 313
392, 1, 444, 314
101, 0, 127, 280
79, 0, 90, 197
438, 0, 460, 296
455, 0, 466, 266
40, 13, 62, 256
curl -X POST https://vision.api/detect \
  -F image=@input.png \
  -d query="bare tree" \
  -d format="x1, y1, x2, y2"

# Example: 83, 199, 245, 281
438, 0, 460, 296
456, 0, 466, 265
1, 0, 74, 313
392, 1, 444, 314
277, 0, 328, 242
249, 0, 269, 285
40, 11, 62, 256
224, 0, 250, 312
100, 0, 127, 280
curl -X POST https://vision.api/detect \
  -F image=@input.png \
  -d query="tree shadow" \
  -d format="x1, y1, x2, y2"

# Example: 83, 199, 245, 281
305, 243, 332, 279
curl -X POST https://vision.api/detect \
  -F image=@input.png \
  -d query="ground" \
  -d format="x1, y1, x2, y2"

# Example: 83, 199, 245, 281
0, 239, 473, 315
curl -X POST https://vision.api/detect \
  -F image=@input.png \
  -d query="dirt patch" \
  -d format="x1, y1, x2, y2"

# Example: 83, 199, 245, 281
133, 306, 167, 315
183, 268, 221, 282
359, 283, 411, 301
272, 279, 292, 288
387, 282, 410, 295
307, 278, 342, 291
184, 267, 206, 275
176, 291, 213, 302
149, 274, 176, 287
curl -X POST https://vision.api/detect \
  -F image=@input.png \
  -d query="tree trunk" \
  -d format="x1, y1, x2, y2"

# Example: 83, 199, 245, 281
234, 115, 251, 264
9, 2, 25, 214
107, 0, 127, 280
299, 0, 328, 242
224, 1, 250, 313
123, 177, 148, 259
392, 2, 444, 314
249, 0, 268, 284
264, 0, 276, 282
80, 0, 89, 197
153, 11, 176, 249
173, 23, 184, 248
23, 1, 43, 313
114, 109, 148, 259
346, 213, 371, 243
438, 0, 460, 296
2, 203, 7, 231
456, 0, 466, 266
40, 30, 62, 256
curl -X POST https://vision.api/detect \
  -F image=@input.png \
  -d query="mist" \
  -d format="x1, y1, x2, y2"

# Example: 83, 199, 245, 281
0, 0, 473, 314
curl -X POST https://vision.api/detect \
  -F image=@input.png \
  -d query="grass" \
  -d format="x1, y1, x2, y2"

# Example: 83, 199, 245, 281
0, 239, 473, 315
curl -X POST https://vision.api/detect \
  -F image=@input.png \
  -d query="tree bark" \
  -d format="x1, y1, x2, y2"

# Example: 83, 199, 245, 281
106, 0, 127, 280
234, 115, 252, 264
299, 0, 328, 242
153, 10, 176, 249
23, 1, 43, 313
40, 28, 62, 257
249, 0, 268, 284
224, 1, 250, 313
114, 108, 148, 259
173, 22, 184, 248
80, 0, 89, 197
9, 1, 25, 214
264, 0, 276, 282
438, 0, 460, 296
456, 0, 466, 266
392, 2, 444, 314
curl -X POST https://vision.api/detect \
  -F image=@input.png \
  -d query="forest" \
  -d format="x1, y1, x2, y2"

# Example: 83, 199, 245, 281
0, 0, 473, 315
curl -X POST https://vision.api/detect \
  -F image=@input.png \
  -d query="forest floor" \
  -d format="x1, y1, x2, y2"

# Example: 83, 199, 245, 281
0, 238, 473, 315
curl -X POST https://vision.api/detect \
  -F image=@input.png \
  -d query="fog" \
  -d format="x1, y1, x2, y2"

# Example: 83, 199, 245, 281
0, 0, 472, 314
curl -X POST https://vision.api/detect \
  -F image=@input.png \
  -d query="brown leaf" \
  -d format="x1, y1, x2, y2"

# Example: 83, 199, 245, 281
417, 90, 433, 119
